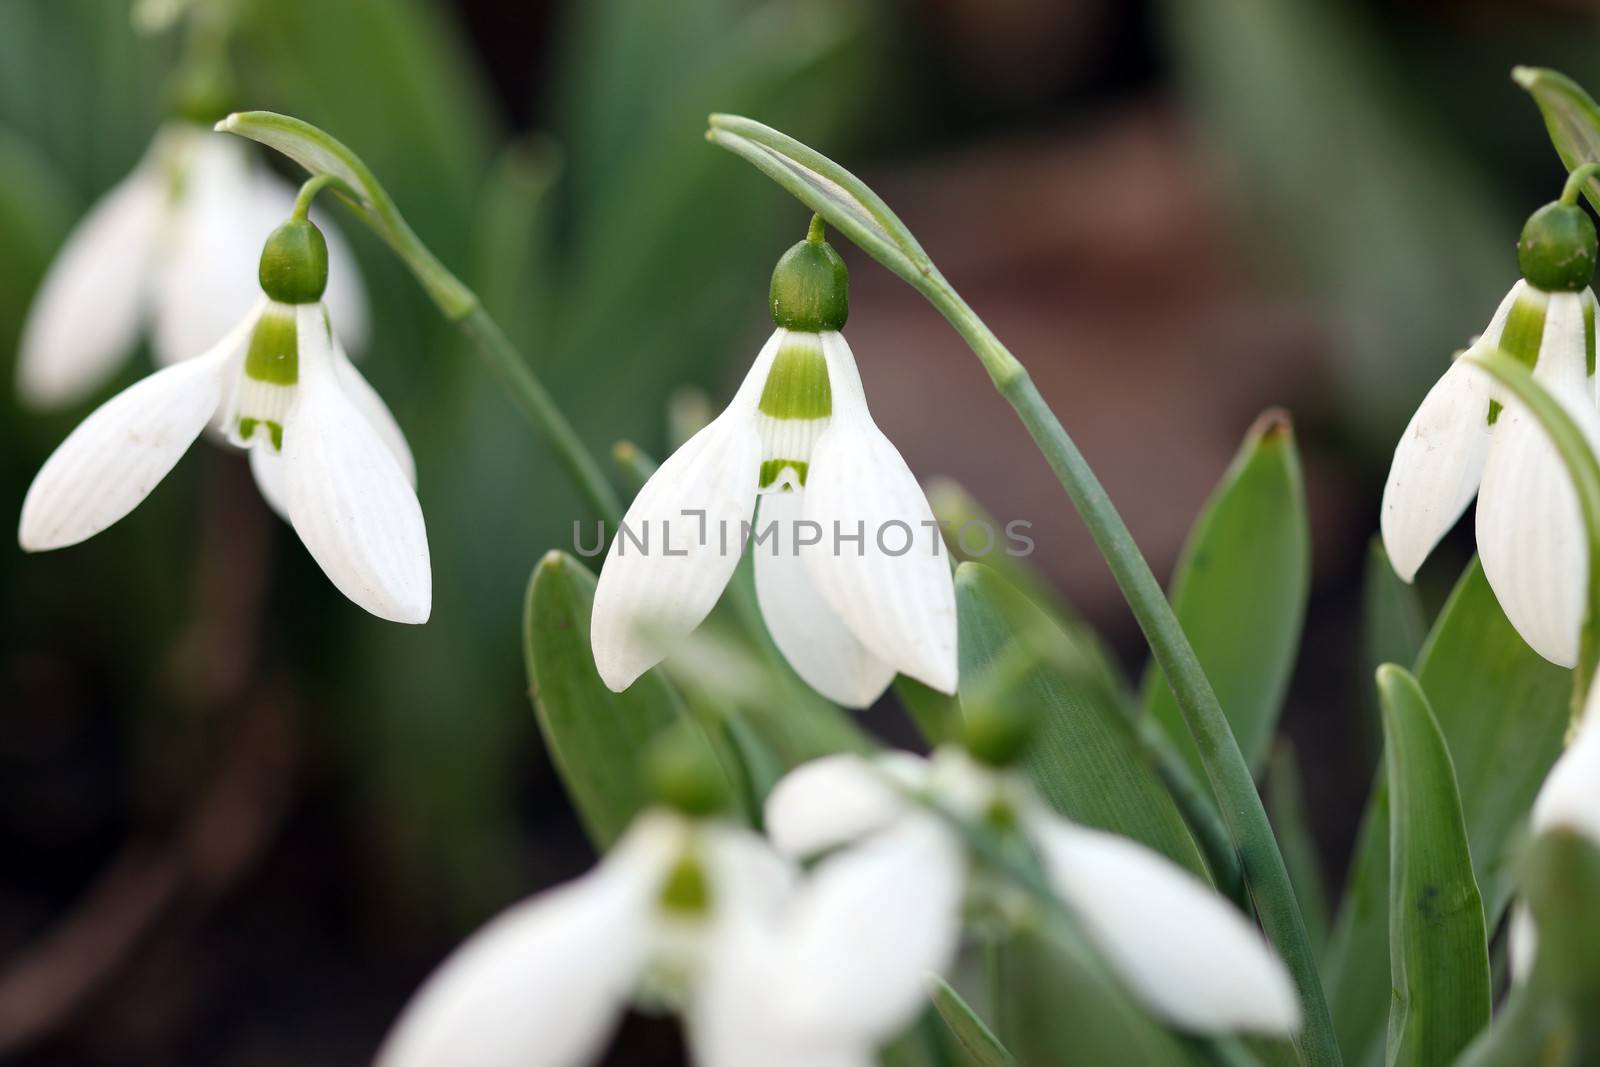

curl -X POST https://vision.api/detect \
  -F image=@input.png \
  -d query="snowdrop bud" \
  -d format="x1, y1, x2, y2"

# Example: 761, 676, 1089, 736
962, 698, 1038, 769
647, 724, 729, 817
1518, 202, 1597, 292
258, 219, 329, 305
770, 215, 848, 331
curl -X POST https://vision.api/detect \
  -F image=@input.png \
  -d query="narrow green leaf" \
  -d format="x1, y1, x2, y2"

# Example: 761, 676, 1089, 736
1516, 66, 1600, 218
1455, 829, 1600, 1067
523, 551, 732, 847
956, 563, 1210, 879
996, 918, 1194, 1067
1143, 410, 1309, 778
1325, 560, 1568, 1066
1376, 665, 1490, 1067
928, 976, 1015, 1067
1266, 741, 1330, 959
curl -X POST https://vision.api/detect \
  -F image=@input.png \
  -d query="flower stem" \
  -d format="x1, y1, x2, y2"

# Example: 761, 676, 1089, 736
284, 168, 622, 529
457, 309, 623, 527
707, 114, 1340, 1063
1465, 347, 1600, 731
1560, 162, 1600, 207
956, 305, 1339, 1066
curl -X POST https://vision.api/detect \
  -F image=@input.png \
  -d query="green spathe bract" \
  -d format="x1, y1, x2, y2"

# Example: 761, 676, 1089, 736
1518, 202, 1597, 293
258, 218, 329, 304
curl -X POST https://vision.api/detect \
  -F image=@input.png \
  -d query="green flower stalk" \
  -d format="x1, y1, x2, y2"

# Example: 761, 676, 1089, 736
704, 113, 1341, 1066
215, 111, 622, 527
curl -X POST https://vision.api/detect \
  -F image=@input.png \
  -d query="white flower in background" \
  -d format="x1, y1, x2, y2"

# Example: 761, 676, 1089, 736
18, 218, 426, 624
592, 223, 956, 708
1509, 681, 1600, 980
1382, 201, 1600, 667
378, 809, 812, 1067
16, 121, 368, 408
765, 747, 1303, 1036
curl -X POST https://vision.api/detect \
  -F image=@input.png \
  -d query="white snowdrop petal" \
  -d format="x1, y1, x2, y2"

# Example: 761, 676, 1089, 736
687, 914, 877, 1067
16, 161, 165, 407
753, 491, 897, 708
763, 752, 918, 858
152, 132, 267, 367
249, 445, 289, 521
700, 824, 799, 920
802, 333, 957, 693
589, 335, 784, 691
1532, 690, 1600, 846
1507, 901, 1538, 985
333, 339, 416, 485
376, 816, 677, 1067
1380, 361, 1493, 582
18, 326, 244, 550
282, 304, 431, 624
777, 817, 965, 1040
1030, 815, 1301, 1034
1474, 384, 1600, 668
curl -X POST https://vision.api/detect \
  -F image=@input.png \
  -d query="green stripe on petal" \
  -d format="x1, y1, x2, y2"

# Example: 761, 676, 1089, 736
759, 459, 808, 489
1488, 293, 1548, 425
244, 305, 299, 385
758, 333, 831, 419
1585, 296, 1595, 377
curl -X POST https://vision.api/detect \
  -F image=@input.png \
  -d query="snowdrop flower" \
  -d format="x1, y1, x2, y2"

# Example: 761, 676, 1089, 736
18, 215, 427, 624
1509, 680, 1600, 979
16, 120, 367, 408
765, 746, 1303, 1036
592, 219, 956, 708
1382, 201, 1600, 667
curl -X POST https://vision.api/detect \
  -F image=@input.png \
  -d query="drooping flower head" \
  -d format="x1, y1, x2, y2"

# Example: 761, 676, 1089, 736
19, 212, 428, 624
591, 218, 957, 707
16, 120, 368, 408
377, 728, 907, 1067
764, 740, 1303, 1037
1382, 198, 1600, 666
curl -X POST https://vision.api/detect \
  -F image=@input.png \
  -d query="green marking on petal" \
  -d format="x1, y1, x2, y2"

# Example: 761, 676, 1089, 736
657, 852, 711, 916
1488, 293, 1549, 426
1586, 298, 1596, 377
236, 418, 285, 451
758, 334, 831, 419
759, 459, 808, 489
244, 306, 299, 385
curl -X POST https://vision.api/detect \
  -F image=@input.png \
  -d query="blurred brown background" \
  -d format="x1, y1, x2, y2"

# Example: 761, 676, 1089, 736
2, 0, 1597, 1062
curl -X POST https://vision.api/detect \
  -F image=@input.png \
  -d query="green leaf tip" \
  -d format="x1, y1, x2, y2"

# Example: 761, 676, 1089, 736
1249, 406, 1294, 443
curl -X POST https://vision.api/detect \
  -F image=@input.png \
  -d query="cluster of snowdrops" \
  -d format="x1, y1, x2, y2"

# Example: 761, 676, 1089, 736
13, 49, 1600, 1067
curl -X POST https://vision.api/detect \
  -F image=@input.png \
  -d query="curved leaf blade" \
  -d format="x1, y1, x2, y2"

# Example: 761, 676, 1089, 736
1376, 665, 1490, 1067
1516, 66, 1600, 216
1143, 409, 1310, 777
1325, 560, 1568, 1066
928, 976, 1015, 1067
523, 550, 732, 847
